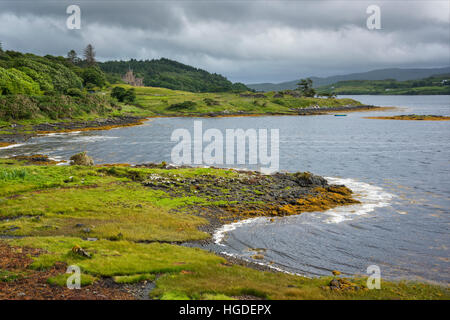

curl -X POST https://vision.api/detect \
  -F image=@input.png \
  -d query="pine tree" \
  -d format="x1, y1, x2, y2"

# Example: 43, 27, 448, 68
83, 44, 96, 66
67, 49, 78, 64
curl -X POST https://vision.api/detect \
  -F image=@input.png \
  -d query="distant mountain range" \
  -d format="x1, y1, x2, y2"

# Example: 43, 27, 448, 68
247, 66, 450, 92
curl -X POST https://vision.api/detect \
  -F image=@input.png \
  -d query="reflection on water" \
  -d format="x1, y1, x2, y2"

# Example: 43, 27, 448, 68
1, 95, 449, 283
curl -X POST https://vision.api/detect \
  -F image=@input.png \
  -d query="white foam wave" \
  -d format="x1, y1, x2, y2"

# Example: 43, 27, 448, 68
68, 136, 118, 142
322, 177, 394, 223
38, 131, 81, 137
213, 177, 395, 246
213, 217, 267, 246
0, 143, 26, 150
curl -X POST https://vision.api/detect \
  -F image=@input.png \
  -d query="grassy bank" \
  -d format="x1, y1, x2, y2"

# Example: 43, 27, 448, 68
0, 157, 448, 300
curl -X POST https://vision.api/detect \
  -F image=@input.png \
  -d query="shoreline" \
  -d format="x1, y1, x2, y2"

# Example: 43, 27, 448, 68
0, 104, 389, 147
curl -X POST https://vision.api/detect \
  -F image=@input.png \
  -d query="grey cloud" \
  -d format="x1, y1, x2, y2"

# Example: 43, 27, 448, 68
0, 0, 448, 83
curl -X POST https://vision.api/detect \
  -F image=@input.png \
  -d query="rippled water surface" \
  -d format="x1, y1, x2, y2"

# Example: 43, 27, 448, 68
1, 95, 449, 283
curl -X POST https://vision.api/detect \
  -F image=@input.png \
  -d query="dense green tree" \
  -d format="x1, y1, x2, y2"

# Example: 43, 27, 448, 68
83, 44, 96, 66
123, 88, 136, 103
297, 78, 316, 97
82, 67, 106, 88
0, 67, 41, 95
99, 58, 250, 93
111, 87, 136, 103
111, 86, 126, 101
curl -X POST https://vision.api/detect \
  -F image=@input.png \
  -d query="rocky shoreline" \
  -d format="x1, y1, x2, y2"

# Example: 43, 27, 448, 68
132, 163, 359, 247
0, 116, 146, 145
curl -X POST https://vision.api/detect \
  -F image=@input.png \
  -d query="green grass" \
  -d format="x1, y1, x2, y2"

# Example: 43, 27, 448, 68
124, 85, 361, 117
113, 273, 156, 284
0, 269, 24, 282
8, 237, 223, 277
1, 161, 449, 300
151, 263, 450, 300
47, 272, 97, 287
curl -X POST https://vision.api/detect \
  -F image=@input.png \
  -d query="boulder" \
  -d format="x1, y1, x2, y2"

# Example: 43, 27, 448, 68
70, 152, 94, 166
293, 172, 328, 187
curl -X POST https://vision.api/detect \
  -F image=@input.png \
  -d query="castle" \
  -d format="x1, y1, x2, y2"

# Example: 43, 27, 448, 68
122, 69, 144, 87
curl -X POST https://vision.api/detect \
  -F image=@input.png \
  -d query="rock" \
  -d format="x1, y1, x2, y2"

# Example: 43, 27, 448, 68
293, 172, 327, 187
332, 270, 341, 276
82, 228, 91, 233
330, 279, 340, 288
72, 245, 91, 258
75, 223, 85, 228
70, 152, 94, 166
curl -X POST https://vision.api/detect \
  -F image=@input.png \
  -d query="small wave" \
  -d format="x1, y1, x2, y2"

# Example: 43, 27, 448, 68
68, 136, 119, 143
0, 143, 26, 150
213, 177, 394, 245
322, 177, 394, 223
38, 131, 81, 137
213, 217, 267, 246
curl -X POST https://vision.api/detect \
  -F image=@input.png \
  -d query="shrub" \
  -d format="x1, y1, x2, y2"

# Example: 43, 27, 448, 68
66, 88, 85, 98
167, 100, 196, 111
203, 98, 220, 106
0, 67, 41, 95
111, 87, 136, 103
82, 67, 106, 88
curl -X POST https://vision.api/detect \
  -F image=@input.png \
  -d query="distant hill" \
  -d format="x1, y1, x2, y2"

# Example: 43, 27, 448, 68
247, 67, 450, 92
99, 58, 249, 93
315, 73, 450, 95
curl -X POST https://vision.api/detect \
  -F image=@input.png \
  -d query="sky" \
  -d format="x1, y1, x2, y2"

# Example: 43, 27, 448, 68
0, 0, 449, 83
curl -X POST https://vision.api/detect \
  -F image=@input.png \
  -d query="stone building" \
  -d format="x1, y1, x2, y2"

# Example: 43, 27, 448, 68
122, 69, 144, 87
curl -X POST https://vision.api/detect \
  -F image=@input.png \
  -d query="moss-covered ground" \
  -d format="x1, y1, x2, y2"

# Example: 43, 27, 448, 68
0, 158, 448, 300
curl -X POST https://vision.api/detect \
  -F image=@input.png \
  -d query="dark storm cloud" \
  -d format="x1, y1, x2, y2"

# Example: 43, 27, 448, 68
0, 0, 448, 83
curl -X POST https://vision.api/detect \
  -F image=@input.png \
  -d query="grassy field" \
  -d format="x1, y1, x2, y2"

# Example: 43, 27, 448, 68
0, 85, 362, 128
0, 158, 448, 300
126, 85, 362, 117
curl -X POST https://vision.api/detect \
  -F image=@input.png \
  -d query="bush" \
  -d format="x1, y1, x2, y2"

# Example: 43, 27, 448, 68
203, 98, 219, 106
66, 88, 85, 97
167, 100, 196, 111
0, 67, 41, 95
111, 87, 136, 103
82, 67, 106, 88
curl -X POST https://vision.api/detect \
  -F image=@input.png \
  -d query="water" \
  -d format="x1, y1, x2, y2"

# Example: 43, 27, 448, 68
1, 95, 449, 283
